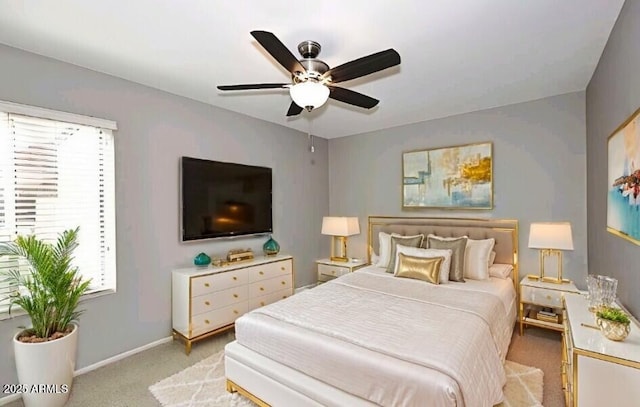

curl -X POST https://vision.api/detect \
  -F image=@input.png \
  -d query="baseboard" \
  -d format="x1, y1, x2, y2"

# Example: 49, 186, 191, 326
74, 335, 173, 375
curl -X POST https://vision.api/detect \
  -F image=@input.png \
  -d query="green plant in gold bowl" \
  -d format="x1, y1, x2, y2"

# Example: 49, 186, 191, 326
596, 306, 631, 341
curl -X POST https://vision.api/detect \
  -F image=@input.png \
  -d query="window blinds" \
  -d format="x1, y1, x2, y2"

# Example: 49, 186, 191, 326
0, 112, 116, 313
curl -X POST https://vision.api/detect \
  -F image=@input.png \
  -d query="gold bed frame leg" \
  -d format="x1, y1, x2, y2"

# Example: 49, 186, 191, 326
225, 379, 271, 407
226, 379, 236, 393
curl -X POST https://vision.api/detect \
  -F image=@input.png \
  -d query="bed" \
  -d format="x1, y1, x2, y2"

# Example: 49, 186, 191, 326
225, 216, 519, 407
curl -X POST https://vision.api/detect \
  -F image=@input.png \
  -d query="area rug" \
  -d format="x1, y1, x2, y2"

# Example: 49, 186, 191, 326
149, 350, 543, 407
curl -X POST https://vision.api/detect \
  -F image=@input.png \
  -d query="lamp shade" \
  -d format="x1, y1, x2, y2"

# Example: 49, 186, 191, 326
289, 81, 329, 110
321, 216, 360, 237
528, 222, 574, 250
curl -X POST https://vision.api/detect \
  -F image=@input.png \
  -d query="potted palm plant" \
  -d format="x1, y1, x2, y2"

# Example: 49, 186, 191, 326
0, 227, 91, 407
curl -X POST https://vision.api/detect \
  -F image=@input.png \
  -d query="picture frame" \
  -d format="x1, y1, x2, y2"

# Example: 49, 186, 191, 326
607, 107, 640, 245
402, 141, 493, 209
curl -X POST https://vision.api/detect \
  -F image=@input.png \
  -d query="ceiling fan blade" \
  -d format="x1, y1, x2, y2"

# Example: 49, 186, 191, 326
328, 86, 379, 109
250, 31, 306, 75
324, 49, 400, 84
286, 102, 303, 116
217, 83, 289, 91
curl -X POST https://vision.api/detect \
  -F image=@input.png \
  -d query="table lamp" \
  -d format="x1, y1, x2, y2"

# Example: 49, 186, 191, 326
321, 216, 360, 262
528, 222, 574, 283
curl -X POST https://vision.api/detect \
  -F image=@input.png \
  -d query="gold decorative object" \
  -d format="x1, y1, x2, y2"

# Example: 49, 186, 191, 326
597, 318, 631, 341
227, 248, 254, 263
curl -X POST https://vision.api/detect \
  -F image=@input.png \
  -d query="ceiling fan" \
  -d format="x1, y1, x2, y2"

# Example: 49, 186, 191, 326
217, 31, 401, 116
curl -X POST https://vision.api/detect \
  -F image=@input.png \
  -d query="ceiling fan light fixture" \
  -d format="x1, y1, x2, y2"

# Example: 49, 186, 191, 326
289, 81, 329, 111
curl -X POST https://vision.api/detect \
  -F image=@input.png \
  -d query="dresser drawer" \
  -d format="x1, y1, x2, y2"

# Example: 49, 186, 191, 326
521, 285, 564, 308
191, 301, 248, 338
249, 275, 292, 297
318, 263, 349, 280
249, 288, 292, 310
191, 268, 248, 297
248, 259, 292, 282
191, 285, 249, 316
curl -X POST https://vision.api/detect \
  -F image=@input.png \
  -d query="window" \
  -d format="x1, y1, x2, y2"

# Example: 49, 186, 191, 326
0, 102, 117, 314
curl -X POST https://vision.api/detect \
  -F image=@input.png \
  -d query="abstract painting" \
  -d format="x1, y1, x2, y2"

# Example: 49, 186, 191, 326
402, 142, 493, 209
607, 107, 640, 245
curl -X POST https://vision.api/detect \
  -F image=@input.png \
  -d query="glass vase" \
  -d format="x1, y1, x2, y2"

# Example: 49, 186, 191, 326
193, 252, 211, 267
263, 235, 280, 256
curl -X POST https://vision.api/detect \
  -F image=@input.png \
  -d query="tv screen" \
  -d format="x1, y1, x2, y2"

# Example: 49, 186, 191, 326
180, 157, 273, 241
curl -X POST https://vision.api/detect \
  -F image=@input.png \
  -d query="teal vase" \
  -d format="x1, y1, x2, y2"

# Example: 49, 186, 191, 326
193, 252, 211, 267
263, 235, 280, 256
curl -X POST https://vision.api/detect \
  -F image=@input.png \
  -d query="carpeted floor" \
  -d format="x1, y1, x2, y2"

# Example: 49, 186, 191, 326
507, 327, 564, 407
148, 350, 543, 407
3, 326, 563, 407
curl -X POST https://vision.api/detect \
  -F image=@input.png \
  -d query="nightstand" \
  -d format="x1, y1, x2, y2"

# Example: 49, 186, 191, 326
316, 258, 367, 284
519, 276, 580, 335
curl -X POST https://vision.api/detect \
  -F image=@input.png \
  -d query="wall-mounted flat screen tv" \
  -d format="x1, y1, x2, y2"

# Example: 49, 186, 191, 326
181, 157, 273, 241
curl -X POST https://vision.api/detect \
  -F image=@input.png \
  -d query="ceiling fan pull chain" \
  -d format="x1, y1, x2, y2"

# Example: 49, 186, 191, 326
308, 119, 315, 153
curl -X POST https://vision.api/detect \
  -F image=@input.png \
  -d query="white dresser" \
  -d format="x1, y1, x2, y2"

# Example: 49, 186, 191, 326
562, 293, 640, 406
172, 255, 293, 354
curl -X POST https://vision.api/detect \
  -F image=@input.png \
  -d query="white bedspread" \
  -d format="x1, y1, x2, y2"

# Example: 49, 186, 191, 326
235, 268, 513, 407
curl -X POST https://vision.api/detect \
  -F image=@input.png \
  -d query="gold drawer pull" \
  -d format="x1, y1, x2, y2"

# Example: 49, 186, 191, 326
233, 276, 237, 281
259, 271, 264, 275
282, 295, 287, 299
280, 267, 285, 271
205, 301, 210, 306
204, 283, 210, 287
204, 319, 210, 324
331, 270, 336, 275
260, 301, 265, 306
260, 287, 265, 291
281, 281, 286, 285
233, 310, 239, 315
233, 294, 238, 298
546, 295, 552, 300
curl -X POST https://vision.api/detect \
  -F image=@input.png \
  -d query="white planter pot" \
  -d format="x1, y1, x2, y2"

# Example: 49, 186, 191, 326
13, 323, 78, 407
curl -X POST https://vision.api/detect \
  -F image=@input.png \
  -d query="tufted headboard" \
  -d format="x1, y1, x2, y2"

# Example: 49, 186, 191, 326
368, 216, 519, 292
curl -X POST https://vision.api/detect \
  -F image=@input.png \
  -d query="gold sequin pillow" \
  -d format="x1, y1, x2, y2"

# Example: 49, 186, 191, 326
394, 253, 443, 284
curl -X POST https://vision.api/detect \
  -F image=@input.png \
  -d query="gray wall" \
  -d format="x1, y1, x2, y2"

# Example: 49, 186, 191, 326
0, 44, 329, 389
328, 92, 587, 286
586, 0, 640, 316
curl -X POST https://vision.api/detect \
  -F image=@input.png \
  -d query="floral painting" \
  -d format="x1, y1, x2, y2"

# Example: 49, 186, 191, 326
608, 107, 640, 245
402, 142, 492, 209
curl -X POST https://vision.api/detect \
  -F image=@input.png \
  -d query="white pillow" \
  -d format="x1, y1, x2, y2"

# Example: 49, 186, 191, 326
376, 232, 424, 268
394, 245, 452, 284
464, 238, 495, 280
371, 253, 380, 265
489, 263, 513, 279
376, 232, 393, 267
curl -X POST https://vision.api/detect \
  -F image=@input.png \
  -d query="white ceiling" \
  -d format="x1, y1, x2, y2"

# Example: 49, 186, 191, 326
0, 1, 625, 139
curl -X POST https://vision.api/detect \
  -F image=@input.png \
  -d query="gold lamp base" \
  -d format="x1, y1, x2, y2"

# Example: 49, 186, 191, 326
330, 236, 349, 262
537, 249, 567, 284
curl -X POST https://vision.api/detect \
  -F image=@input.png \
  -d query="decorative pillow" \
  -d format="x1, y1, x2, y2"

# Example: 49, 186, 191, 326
464, 238, 495, 280
489, 263, 513, 279
427, 234, 468, 282
394, 245, 452, 284
376, 232, 424, 267
395, 253, 443, 285
385, 235, 425, 273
